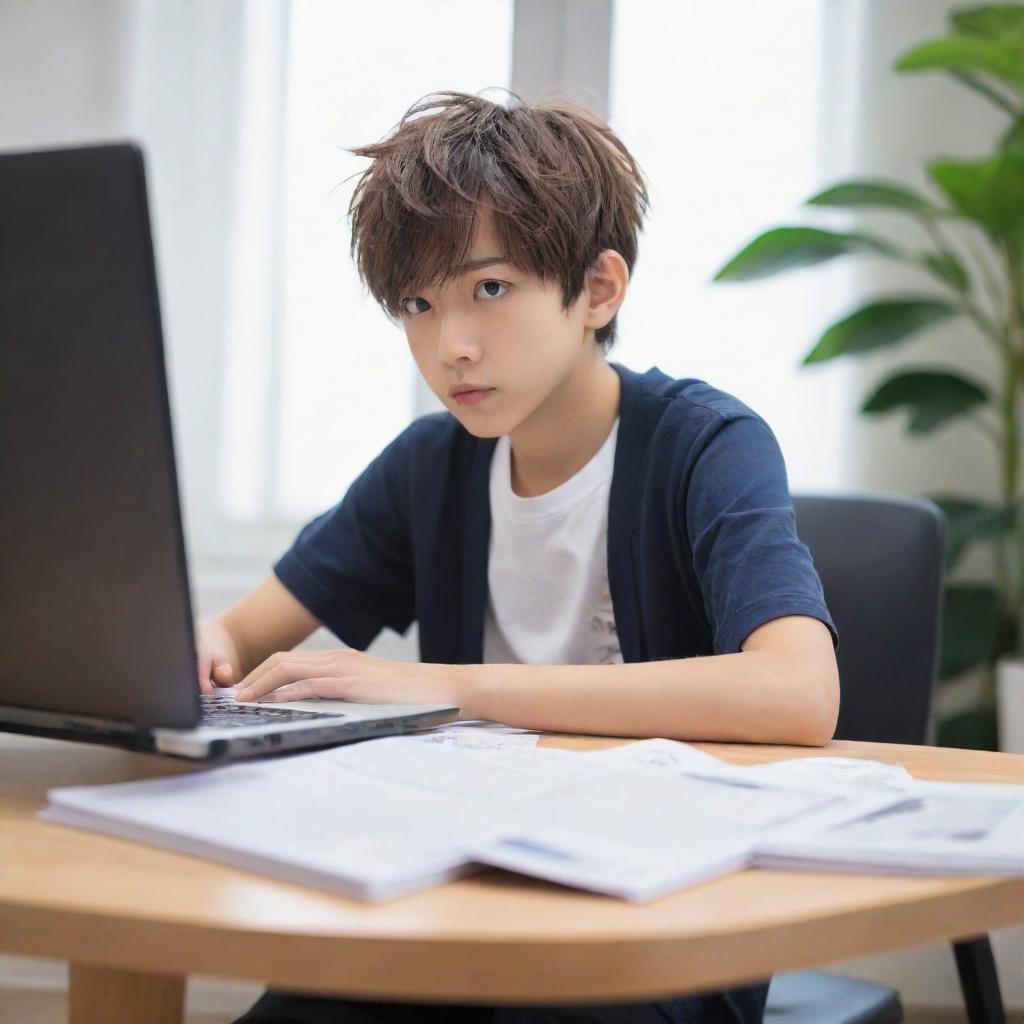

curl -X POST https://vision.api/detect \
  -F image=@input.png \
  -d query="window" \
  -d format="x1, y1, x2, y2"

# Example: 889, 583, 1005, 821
135, 0, 842, 595
219, 0, 513, 529
609, 0, 850, 490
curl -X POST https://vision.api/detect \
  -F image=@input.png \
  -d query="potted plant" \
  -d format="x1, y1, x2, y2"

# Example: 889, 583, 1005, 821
712, 3, 1024, 750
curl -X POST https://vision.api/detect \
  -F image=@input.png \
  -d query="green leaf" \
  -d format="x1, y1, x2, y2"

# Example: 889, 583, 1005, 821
712, 227, 897, 282
992, 153, 1024, 241
936, 707, 999, 750
805, 180, 945, 215
928, 154, 1024, 239
951, 5, 1024, 42
803, 300, 960, 364
923, 250, 970, 291
1001, 115, 1024, 159
895, 36, 1024, 91
939, 583, 1000, 679
929, 156, 996, 225
861, 370, 989, 432
948, 69, 1021, 114
928, 495, 1018, 570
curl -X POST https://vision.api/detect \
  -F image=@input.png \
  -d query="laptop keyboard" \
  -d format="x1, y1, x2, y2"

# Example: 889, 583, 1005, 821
199, 693, 340, 729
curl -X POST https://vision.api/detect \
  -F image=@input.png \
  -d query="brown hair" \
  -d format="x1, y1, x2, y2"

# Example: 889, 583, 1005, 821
347, 91, 648, 352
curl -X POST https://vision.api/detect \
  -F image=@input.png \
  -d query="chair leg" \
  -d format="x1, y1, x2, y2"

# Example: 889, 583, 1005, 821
952, 935, 1005, 1024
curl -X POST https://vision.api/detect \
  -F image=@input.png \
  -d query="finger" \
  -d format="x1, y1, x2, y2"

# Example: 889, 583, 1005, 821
235, 650, 324, 689
235, 657, 320, 701
270, 677, 350, 702
235, 652, 330, 699
212, 661, 233, 682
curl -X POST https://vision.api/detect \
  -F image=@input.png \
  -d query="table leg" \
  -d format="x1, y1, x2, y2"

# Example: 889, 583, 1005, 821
68, 964, 185, 1024
952, 936, 1007, 1024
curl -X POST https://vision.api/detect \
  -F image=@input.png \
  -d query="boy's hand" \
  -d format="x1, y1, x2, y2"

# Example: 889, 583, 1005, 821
233, 649, 459, 707
195, 619, 238, 695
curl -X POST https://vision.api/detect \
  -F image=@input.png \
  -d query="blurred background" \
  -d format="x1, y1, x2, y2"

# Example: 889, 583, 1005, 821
2, 0, 1022, 1019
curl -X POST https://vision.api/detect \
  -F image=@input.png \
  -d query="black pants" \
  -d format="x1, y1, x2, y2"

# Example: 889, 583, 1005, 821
231, 980, 769, 1024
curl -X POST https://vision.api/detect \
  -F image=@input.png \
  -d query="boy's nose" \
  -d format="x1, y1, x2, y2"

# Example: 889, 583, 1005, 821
436, 314, 482, 365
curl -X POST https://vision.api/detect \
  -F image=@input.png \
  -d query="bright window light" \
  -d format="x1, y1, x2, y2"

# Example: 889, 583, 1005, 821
610, 0, 848, 490
220, 0, 512, 522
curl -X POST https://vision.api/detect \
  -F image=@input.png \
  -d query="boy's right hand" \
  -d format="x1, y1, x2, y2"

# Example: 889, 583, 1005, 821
195, 620, 238, 694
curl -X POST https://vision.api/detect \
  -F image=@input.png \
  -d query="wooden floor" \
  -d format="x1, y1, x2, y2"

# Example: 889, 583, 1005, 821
1, 988, 1021, 1023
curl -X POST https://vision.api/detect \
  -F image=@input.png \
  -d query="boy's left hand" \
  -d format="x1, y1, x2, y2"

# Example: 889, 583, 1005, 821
233, 649, 461, 707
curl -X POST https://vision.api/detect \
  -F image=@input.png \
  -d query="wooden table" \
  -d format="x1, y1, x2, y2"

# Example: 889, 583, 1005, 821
4, 732, 1024, 1023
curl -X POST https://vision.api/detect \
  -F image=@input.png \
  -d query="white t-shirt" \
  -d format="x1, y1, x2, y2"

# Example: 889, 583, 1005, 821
482, 418, 623, 666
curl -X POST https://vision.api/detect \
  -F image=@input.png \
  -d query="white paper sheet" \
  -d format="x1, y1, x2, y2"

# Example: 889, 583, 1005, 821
42, 762, 483, 900
402, 725, 540, 751
582, 737, 726, 771
739, 756, 916, 792
470, 763, 892, 900
755, 778, 1024, 875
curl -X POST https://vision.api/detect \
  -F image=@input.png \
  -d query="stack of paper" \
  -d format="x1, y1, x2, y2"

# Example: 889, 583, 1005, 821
42, 730, 581, 901
40, 730, 1024, 902
471, 744, 891, 900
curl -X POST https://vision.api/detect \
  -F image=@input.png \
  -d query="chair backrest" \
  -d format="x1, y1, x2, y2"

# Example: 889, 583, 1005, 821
791, 494, 945, 745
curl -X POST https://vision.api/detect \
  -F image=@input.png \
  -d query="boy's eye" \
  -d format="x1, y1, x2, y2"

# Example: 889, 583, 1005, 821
476, 280, 508, 300
401, 296, 431, 316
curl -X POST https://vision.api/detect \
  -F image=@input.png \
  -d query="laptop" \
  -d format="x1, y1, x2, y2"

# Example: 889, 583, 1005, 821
0, 142, 459, 760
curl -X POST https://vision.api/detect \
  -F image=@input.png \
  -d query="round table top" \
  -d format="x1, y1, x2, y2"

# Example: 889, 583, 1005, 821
4, 731, 1024, 1001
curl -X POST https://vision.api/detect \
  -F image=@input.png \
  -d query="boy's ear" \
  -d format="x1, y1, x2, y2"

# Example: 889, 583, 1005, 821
583, 249, 629, 332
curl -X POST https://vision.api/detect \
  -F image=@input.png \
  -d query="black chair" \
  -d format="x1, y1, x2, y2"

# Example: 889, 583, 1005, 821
764, 494, 1006, 1024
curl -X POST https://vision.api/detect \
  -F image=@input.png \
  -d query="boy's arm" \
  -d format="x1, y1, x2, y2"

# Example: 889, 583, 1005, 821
197, 575, 324, 692
233, 612, 839, 747
459, 614, 840, 747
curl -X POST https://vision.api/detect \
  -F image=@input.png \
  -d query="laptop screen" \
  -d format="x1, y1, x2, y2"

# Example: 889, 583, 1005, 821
0, 143, 200, 730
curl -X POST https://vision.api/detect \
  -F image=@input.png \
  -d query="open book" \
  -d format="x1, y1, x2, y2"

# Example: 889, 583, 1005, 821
40, 731, 1024, 902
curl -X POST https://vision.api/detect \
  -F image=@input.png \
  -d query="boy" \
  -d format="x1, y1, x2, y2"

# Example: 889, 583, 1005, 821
198, 92, 839, 1024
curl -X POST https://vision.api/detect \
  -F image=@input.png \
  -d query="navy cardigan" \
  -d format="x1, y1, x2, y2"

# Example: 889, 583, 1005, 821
274, 362, 836, 665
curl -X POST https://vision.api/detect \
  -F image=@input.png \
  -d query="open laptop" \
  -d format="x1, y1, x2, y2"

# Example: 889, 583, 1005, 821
0, 142, 459, 760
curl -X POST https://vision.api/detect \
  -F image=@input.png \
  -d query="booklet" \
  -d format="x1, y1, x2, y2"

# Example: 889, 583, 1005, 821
40, 734, 1024, 902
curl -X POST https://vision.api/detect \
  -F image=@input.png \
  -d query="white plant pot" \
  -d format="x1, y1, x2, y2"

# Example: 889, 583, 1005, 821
996, 657, 1024, 754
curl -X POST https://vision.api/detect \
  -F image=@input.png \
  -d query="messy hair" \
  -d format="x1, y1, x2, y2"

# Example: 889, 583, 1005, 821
347, 90, 649, 353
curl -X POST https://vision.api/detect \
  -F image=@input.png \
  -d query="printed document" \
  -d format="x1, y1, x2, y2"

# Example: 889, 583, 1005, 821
756, 778, 1024, 875
41, 735, 1024, 902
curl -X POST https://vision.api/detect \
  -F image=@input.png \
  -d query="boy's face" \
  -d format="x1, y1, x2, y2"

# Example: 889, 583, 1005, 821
398, 211, 595, 439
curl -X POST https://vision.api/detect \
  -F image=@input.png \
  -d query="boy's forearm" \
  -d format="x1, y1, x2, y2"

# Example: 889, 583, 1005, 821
455, 652, 838, 747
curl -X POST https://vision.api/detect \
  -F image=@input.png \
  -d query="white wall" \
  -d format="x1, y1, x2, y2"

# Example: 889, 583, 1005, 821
0, 0, 133, 147
0, 0, 1020, 1014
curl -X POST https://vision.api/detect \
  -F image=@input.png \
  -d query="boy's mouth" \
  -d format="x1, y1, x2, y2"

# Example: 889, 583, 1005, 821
451, 387, 496, 406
